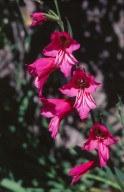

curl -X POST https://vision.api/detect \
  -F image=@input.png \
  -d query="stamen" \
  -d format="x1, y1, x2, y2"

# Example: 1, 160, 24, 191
60, 36, 70, 48
94, 127, 105, 140
77, 78, 90, 89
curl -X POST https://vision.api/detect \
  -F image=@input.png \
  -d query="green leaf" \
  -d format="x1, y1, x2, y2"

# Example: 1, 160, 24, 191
116, 95, 124, 135
107, 160, 124, 191
105, 166, 124, 182
66, 18, 73, 37
49, 190, 61, 192
84, 173, 120, 190
0, 179, 26, 192
27, 188, 44, 192
114, 167, 124, 182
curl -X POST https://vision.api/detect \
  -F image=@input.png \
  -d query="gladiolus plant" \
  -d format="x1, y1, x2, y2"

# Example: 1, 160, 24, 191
26, 0, 124, 191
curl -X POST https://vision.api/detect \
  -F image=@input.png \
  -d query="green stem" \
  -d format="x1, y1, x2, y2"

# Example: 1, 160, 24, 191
54, 0, 61, 20
119, 113, 124, 146
53, 0, 64, 31
118, 96, 124, 137
45, 13, 59, 21
90, 110, 96, 125
120, 114, 124, 130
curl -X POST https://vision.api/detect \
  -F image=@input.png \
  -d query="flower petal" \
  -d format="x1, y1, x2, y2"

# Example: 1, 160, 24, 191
103, 134, 118, 146
42, 31, 80, 62
40, 98, 56, 118
30, 12, 47, 26
48, 116, 60, 138
55, 51, 78, 77
34, 76, 47, 96
98, 142, 110, 168
68, 160, 97, 185
74, 91, 96, 120
26, 58, 56, 96
83, 139, 98, 152
40, 98, 73, 117
66, 41, 80, 53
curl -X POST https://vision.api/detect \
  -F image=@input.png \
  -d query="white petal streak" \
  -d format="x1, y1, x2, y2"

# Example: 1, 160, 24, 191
55, 50, 65, 66
74, 90, 96, 119
74, 89, 83, 108
55, 50, 79, 77
86, 93, 96, 109
66, 52, 78, 65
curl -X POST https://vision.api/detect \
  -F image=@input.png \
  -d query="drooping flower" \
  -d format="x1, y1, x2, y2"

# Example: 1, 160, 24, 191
26, 57, 56, 96
30, 12, 48, 26
42, 31, 80, 77
82, 123, 118, 168
40, 98, 74, 138
60, 68, 101, 119
68, 160, 98, 185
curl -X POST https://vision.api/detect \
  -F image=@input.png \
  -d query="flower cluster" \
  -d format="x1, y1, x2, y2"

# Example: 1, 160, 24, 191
26, 4, 118, 186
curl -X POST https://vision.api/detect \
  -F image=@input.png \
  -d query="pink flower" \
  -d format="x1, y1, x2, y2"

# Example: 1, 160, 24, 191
26, 58, 56, 96
30, 12, 47, 26
42, 31, 80, 77
68, 160, 97, 185
83, 123, 118, 167
40, 98, 74, 138
60, 68, 101, 119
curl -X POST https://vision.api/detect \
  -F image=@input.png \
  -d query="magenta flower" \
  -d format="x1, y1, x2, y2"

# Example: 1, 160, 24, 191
60, 68, 101, 119
83, 123, 118, 168
40, 98, 74, 138
68, 160, 97, 185
26, 58, 56, 96
30, 12, 47, 26
42, 31, 80, 77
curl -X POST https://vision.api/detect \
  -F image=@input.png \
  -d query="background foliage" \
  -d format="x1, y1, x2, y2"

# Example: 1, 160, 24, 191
0, 0, 124, 191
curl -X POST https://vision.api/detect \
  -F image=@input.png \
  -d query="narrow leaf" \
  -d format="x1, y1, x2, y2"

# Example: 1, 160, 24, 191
66, 18, 73, 37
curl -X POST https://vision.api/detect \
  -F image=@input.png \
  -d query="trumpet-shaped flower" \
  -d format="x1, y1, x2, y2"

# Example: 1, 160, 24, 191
68, 160, 97, 185
26, 57, 56, 96
42, 31, 80, 77
60, 68, 101, 119
30, 12, 47, 26
83, 123, 118, 167
40, 98, 74, 138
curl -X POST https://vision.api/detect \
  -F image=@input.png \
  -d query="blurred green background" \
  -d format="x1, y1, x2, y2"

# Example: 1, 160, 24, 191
0, 0, 124, 191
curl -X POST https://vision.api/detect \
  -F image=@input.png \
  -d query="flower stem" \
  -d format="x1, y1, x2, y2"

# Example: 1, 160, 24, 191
117, 96, 124, 149
90, 110, 96, 125
54, 0, 61, 20
53, 0, 64, 31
